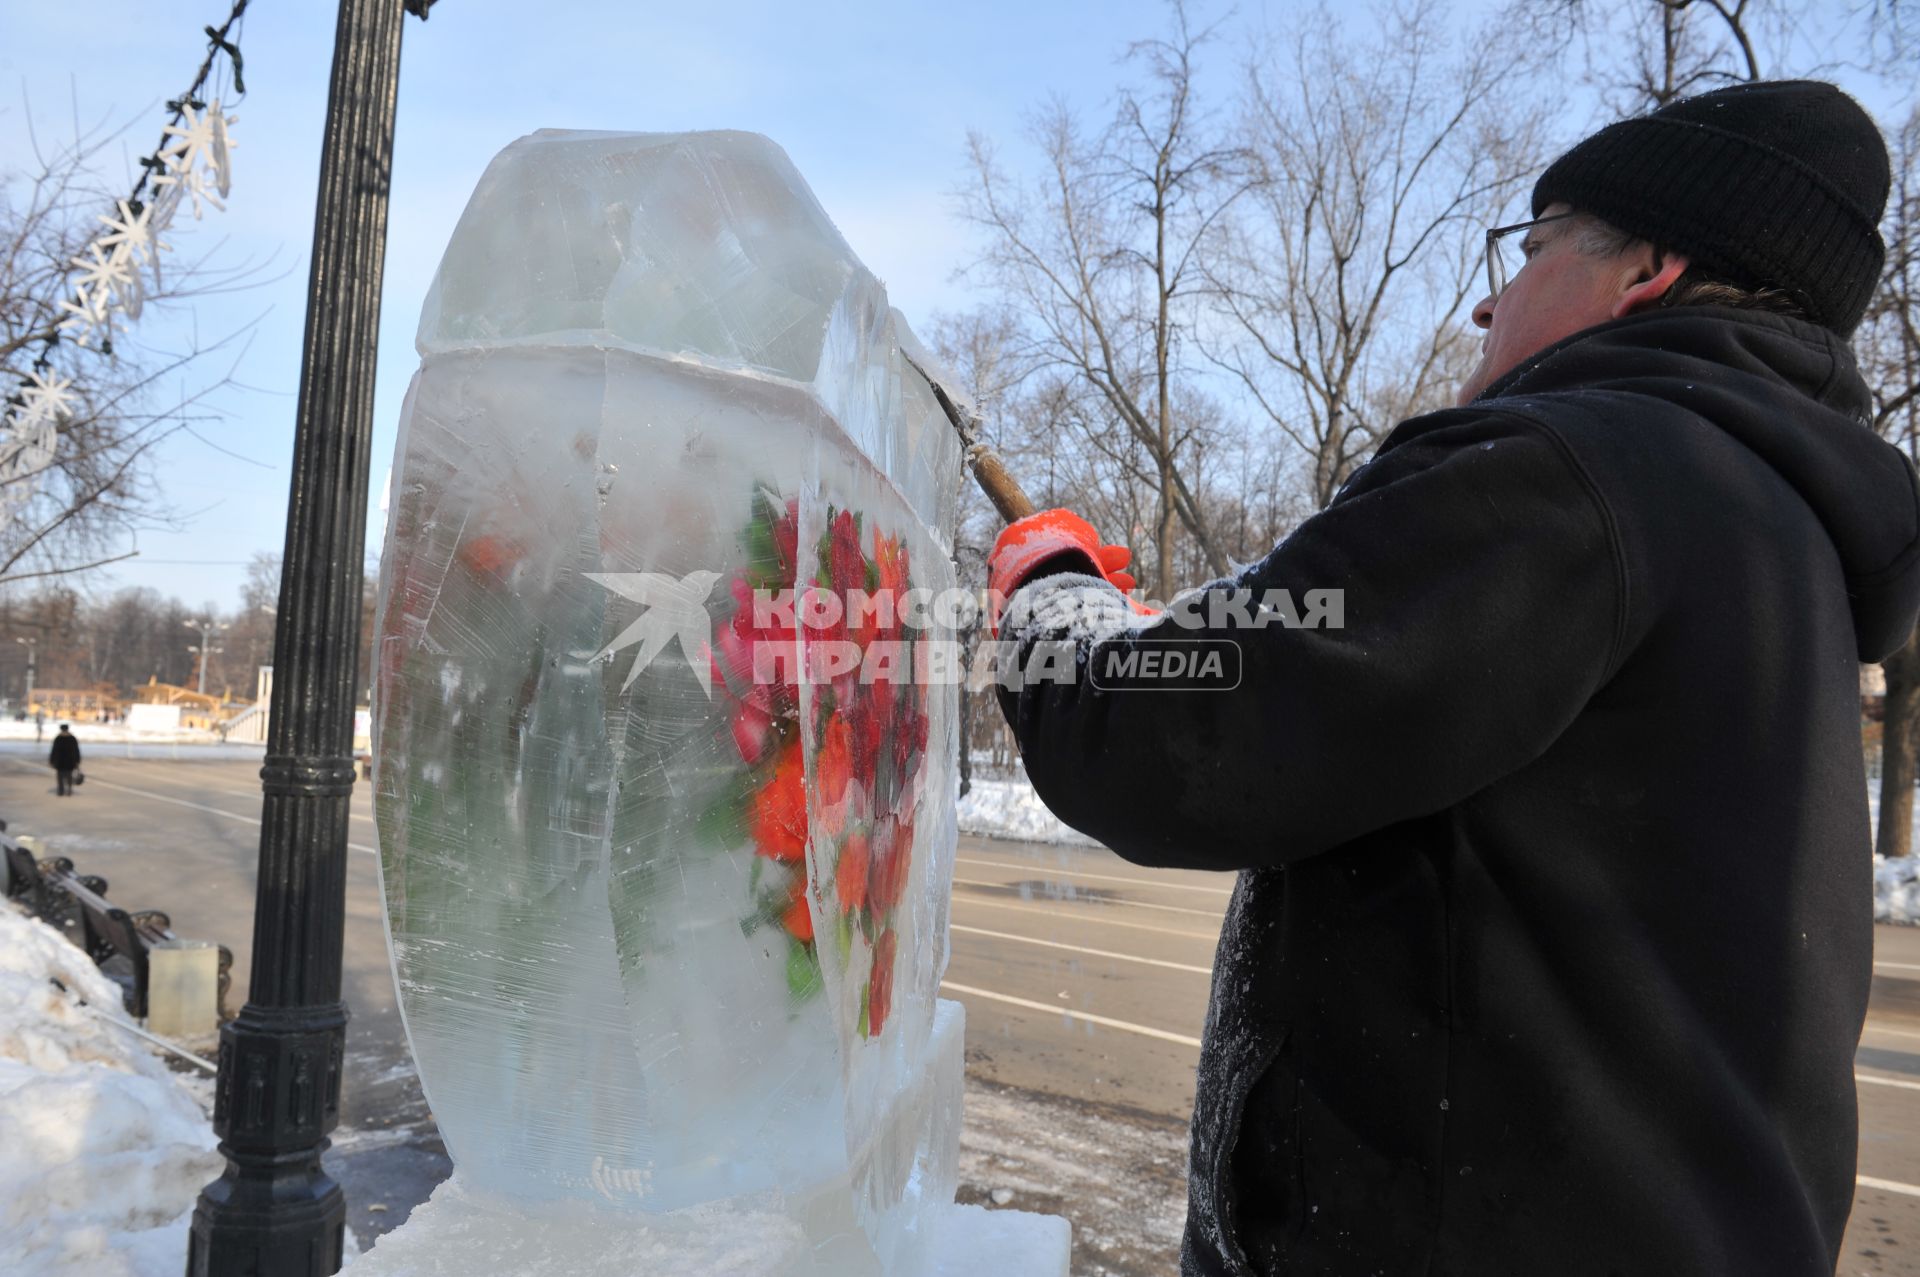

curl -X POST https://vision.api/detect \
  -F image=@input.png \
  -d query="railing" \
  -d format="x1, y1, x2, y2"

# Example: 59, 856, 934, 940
219, 701, 269, 744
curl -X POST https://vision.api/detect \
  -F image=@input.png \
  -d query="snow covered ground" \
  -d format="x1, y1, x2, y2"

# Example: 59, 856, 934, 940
974, 756, 1920, 931
0, 720, 229, 746
956, 773, 1100, 848
0, 905, 223, 1275
1872, 781, 1920, 925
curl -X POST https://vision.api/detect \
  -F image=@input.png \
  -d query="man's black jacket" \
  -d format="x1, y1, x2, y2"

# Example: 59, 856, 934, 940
49, 731, 80, 771
993, 307, 1920, 1276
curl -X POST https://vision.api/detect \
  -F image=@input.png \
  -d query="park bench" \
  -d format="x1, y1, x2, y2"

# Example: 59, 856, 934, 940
3, 832, 233, 1020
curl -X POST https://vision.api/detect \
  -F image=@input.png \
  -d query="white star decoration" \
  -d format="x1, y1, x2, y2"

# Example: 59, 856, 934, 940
5, 88, 237, 528
158, 102, 216, 180
16, 371, 76, 426
96, 199, 169, 265
154, 101, 236, 220
56, 286, 111, 346
69, 241, 142, 319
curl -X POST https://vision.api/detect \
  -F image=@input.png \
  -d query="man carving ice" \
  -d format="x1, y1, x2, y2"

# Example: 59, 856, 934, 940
989, 81, 1917, 1275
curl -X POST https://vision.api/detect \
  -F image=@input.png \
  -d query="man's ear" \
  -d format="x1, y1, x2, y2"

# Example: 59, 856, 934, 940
1613, 250, 1690, 318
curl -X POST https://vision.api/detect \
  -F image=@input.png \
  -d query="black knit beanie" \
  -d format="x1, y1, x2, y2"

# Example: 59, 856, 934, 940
1532, 80, 1890, 336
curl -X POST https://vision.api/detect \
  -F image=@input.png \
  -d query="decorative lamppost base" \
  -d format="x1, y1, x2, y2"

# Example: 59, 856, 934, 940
186, 1171, 345, 1277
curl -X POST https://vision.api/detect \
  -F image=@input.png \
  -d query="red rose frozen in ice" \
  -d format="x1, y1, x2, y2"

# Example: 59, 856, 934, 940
868, 928, 897, 1037
456, 533, 523, 579
873, 528, 909, 642
817, 715, 854, 807
835, 830, 870, 914
780, 885, 814, 943
866, 816, 912, 915
751, 740, 808, 863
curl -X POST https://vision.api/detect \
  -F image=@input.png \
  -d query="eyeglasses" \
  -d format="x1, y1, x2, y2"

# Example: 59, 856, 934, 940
1484, 212, 1578, 300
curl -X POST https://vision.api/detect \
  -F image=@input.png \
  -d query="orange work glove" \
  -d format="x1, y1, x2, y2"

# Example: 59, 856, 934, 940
987, 509, 1143, 636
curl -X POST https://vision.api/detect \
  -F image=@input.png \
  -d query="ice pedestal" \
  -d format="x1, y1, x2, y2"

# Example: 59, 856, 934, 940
370, 129, 1068, 1274
347, 1001, 1067, 1277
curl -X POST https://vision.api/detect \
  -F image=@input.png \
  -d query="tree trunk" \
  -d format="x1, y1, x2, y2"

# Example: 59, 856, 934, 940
1879, 621, 1920, 858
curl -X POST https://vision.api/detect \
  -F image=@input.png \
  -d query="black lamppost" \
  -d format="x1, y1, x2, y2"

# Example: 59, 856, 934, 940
187, 1, 425, 1272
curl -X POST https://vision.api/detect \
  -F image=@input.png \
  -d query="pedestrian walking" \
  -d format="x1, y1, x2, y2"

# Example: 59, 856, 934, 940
49, 723, 81, 797
991, 80, 1911, 1275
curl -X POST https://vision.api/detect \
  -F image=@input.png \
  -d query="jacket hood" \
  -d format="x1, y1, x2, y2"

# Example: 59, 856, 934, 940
1481, 306, 1920, 662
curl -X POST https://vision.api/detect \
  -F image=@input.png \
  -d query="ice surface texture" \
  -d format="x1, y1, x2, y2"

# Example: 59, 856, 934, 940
372, 130, 977, 1274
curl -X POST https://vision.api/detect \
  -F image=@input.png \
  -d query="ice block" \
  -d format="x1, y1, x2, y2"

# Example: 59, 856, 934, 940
371, 130, 1062, 1275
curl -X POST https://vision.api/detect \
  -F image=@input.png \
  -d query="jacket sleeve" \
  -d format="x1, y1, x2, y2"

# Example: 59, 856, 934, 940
992, 409, 1627, 872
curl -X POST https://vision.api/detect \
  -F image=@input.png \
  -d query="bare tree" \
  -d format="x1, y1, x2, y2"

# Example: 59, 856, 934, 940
1861, 107, 1920, 857
0, 102, 267, 587
1514, 0, 1807, 113
1203, 0, 1548, 509
958, 1, 1247, 595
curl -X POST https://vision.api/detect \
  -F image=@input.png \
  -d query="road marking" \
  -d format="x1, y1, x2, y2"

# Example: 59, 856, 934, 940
108, 760, 380, 825
956, 855, 1233, 898
940, 980, 1204, 1048
950, 894, 1220, 941
950, 923, 1214, 975
1865, 1023, 1920, 1041
1859, 1072, 1920, 1093
2, 759, 379, 858
953, 875, 1223, 919
1877, 961, 1920, 972
1859, 1174, 1920, 1199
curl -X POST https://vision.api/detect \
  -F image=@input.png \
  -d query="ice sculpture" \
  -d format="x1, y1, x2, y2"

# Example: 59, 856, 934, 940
366, 131, 1068, 1274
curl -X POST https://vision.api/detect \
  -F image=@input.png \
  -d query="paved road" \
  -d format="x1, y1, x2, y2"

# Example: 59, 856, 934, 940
7, 747, 1920, 1275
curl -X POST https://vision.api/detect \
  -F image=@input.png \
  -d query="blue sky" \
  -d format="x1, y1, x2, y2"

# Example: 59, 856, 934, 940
1, 0, 1211, 609
0, 0, 1898, 610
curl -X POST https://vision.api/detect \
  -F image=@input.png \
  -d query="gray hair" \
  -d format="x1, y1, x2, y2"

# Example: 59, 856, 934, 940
1563, 212, 1809, 319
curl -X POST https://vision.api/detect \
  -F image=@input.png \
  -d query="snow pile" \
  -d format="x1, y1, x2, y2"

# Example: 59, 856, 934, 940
0, 905, 223, 1276
956, 777, 1100, 848
1869, 781, 1920, 924
1876, 854, 1920, 924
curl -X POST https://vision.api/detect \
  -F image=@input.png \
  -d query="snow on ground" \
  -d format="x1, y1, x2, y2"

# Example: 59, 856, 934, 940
1872, 780, 1920, 925
958, 1080, 1186, 1277
0, 904, 222, 1275
965, 759, 1920, 929
956, 774, 1100, 848
0, 720, 228, 746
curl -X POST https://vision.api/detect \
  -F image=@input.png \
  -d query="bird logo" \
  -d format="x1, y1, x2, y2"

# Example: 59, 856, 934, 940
587, 570, 722, 697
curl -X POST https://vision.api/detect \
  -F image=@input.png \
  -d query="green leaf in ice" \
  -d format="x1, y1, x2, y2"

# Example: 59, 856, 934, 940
694, 768, 753, 851
857, 980, 871, 1039
786, 939, 822, 1001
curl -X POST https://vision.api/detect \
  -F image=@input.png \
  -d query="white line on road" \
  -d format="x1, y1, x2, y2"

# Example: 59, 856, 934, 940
1859, 1174, 1920, 1198
956, 855, 1233, 898
953, 875, 1224, 919
1858, 1072, 1920, 1093
1865, 1022, 1920, 1041
951, 923, 1214, 975
1877, 961, 1920, 972
950, 894, 1220, 941
940, 980, 1204, 1048
3, 759, 380, 858
108, 760, 380, 824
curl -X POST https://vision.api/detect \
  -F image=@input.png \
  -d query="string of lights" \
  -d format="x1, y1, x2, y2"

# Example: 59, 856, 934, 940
0, 0, 251, 529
